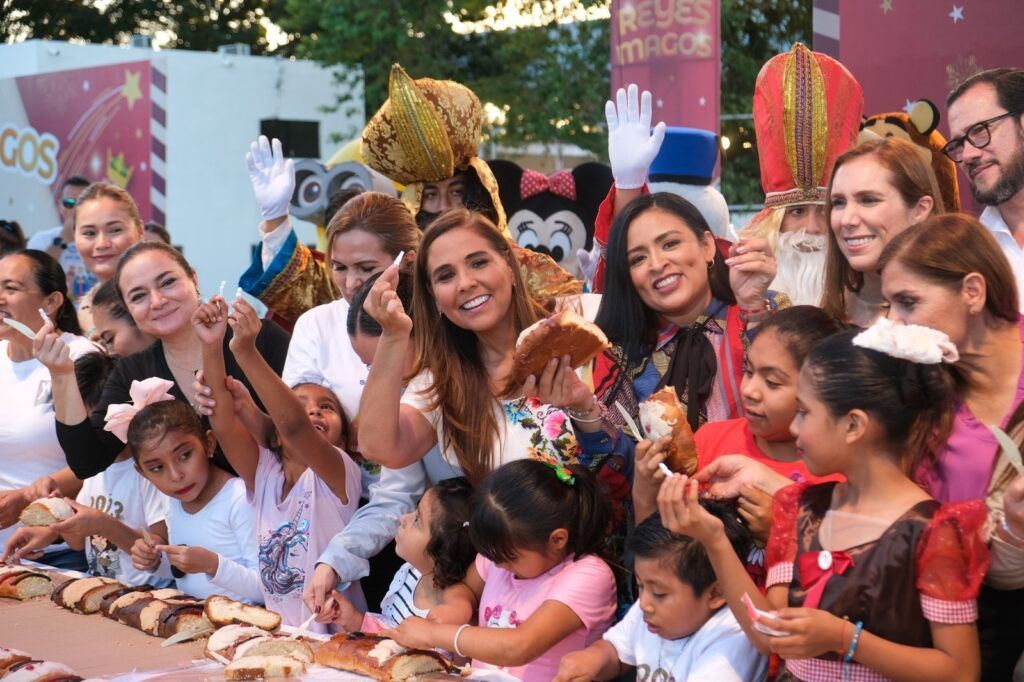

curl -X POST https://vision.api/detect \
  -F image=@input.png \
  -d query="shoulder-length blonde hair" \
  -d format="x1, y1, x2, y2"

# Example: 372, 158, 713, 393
821, 138, 945, 322
410, 209, 547, 483
325, 191, 420, 257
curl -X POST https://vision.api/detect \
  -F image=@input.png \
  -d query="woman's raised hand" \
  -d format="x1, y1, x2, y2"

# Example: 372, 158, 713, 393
657, 473, 723, 544
696, 454, 792, 499
32, 319, 73, 376
365, 264, 412, 337
726, 237, 777, 309
226, 296, 262, 355
245, 135, 294, 221
523, 355, 594, 414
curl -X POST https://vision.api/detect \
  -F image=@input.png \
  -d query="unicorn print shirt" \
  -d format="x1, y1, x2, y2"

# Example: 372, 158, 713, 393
251, 446, 363, 631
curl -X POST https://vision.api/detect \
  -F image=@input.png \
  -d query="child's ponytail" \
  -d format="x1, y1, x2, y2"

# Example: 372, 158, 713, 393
469, 459, 611, 565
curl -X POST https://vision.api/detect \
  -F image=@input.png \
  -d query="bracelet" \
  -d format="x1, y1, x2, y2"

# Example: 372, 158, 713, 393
1001, 515, 1024, 546
566, 397, 603, 424
738, 299, 770, 324
842, 620, 863, 681
453, 624, 470, 658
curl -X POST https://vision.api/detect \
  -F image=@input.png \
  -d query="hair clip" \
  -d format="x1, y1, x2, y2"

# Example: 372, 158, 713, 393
462, 521, 470, 528
541, 460, 575, 486
852, 317, 959, 364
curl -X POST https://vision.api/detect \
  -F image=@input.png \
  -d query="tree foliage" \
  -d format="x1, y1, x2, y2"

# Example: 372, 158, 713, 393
2, 0, 285, 55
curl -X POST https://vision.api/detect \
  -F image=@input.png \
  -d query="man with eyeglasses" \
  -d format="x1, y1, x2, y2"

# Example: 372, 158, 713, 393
946, 68, 1024, 309
25, 175, 98, 300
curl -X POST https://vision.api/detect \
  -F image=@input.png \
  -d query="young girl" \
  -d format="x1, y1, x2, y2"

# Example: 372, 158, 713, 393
633, 306, 846, 528
318, 478, 475, 632
382, 459, 617, 682
194, 294, 362, 629
126, 392, 261, 602
657, 321, 989, 681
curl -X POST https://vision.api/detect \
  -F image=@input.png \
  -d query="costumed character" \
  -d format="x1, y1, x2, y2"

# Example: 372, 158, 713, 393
740, 42, 864, 306
241, 64, 579, 323
490, 159, 613, 279
860, 98, 960, 211
648, 127, 731, 240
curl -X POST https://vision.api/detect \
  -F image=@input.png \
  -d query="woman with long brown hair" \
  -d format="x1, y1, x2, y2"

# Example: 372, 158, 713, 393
821, 137, 944, 326
357, 209, 606, 484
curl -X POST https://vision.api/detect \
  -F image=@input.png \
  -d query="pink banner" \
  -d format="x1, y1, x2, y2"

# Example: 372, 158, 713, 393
610, 0, 721, 134
13, 61, 153, 218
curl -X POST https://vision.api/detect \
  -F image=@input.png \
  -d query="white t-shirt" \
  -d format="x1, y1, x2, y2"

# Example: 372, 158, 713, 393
400, 371, 581, 471
980, 206, 1024, 312
603, 603, 767, 682
0, 334, 99, 547
77, 457, 171, 587
250, 447, 363, 631
163, 476, 261, 602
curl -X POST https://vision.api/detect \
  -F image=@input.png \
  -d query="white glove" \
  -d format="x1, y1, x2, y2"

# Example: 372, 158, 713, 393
245, 135, 295, 220
605, 84, 666, 190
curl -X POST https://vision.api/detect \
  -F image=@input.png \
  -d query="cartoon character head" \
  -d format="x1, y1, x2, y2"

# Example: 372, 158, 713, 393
860, 99, 960, 212
647, 126, 731, 240
289, 159, 397, 225
490, 160, 613, 279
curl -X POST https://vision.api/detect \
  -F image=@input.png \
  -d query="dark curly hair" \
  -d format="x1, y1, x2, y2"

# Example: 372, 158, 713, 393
424, 477, 475, 590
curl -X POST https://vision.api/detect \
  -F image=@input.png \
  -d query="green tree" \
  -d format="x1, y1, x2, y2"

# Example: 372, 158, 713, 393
278, 0, 610, 153
2, 0, 285, 55
719, 0, 812, 206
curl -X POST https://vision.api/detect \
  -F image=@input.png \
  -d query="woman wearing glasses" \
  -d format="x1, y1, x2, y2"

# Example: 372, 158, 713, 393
820, 137, 946, 326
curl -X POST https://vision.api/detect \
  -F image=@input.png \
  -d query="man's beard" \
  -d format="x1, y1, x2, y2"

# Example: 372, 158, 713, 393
771, 230, 827, 306
969, 132, 1024, 206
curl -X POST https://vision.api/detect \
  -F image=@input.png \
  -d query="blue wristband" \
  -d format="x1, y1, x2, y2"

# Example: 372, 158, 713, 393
842, 620, 864, 680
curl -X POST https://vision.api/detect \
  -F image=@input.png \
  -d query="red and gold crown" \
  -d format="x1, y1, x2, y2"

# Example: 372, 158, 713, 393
753, 43, 863, 209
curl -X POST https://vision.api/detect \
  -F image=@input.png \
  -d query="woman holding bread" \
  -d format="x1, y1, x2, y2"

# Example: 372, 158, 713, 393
357, 209, 613, 484
593, 192, 784, 456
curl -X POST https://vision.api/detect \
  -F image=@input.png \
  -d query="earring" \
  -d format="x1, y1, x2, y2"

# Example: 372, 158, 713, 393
707, 261, 714, 271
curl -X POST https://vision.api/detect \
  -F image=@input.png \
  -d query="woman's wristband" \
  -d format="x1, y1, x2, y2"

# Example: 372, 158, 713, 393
453, 624, 471, 658
567, 397, 603, 424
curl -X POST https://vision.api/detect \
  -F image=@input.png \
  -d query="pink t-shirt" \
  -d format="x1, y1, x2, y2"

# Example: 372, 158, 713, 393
473, 553, 616, 682
921, 316, 1024, 502
250, 447, 363, 631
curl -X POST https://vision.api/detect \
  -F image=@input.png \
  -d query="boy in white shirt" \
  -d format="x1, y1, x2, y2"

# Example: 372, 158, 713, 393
556, 505, 766, 682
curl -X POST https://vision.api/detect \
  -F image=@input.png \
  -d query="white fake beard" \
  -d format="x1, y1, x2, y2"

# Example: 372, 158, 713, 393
771, 230, 827, 306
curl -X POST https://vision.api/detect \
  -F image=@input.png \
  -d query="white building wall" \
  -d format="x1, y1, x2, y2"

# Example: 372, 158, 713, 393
0, 40, 362, 301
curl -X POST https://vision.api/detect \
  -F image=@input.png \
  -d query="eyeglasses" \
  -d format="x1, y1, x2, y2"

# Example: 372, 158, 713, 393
61, 197, 77, 209
942, 111, 1022, 162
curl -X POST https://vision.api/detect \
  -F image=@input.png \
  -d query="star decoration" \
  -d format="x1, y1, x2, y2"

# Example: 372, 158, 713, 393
903, 99, 915, 114
949, 4, 964, 23
699, 96, 707, 107
656, 98, 664, 108
121, 70, 142, 110
82, 80, 90, 92
880, 0, 893, 13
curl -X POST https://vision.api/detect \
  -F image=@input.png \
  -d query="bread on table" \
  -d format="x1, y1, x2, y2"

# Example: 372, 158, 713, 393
223, 655, 306, 680
0, 569, 52, 600
3, 659, 82, 681
639, 386, 699, 475
0, 648, 33, 675
103, 588, 154, 620
156, 602, 213, 639
99, 585, 151, 617
205, 624, 270, 661
233, 637, 314, 664
51, 576, 121, 612
17, 498, 74, 527
511, 308, 610, 384
205, 595, 281, 631
314, 633, 451, 681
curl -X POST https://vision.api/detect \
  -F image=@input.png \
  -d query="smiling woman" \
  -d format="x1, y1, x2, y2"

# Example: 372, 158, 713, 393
54, 241, 291, 480
821, 138, 944, 326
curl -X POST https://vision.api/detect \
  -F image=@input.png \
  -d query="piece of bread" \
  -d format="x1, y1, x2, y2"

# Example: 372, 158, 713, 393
17, 499, 74, 527
205, 624, 269, 661
101, 587, 152, 619
156, 603, 212, 639
223, 655, 306, 680
233, 637, 314, 664
205, 595, 281, 631
638, 387, 699, 475
511, 308, 610, 384
3, 660, 82, 682
0, 648, 33, 675
148, 587, 184, 600
314, 633, 450, 681
0, 570, 52, 600
53, 576, 120, 612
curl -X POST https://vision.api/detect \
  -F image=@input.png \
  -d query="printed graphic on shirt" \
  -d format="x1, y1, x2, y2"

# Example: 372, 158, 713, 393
503, 396, 580, 463
88, 535, 120, 578
259, 506, 310, 596
636, 664, 677, 682
482, 603, 524, 629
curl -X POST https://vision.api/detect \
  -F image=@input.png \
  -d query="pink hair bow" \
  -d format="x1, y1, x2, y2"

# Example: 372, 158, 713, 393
103, 377, 176, 443
520, 168, 576, 201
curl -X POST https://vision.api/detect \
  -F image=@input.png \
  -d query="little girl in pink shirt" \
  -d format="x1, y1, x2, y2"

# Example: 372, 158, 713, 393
382, 459, 617, 682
